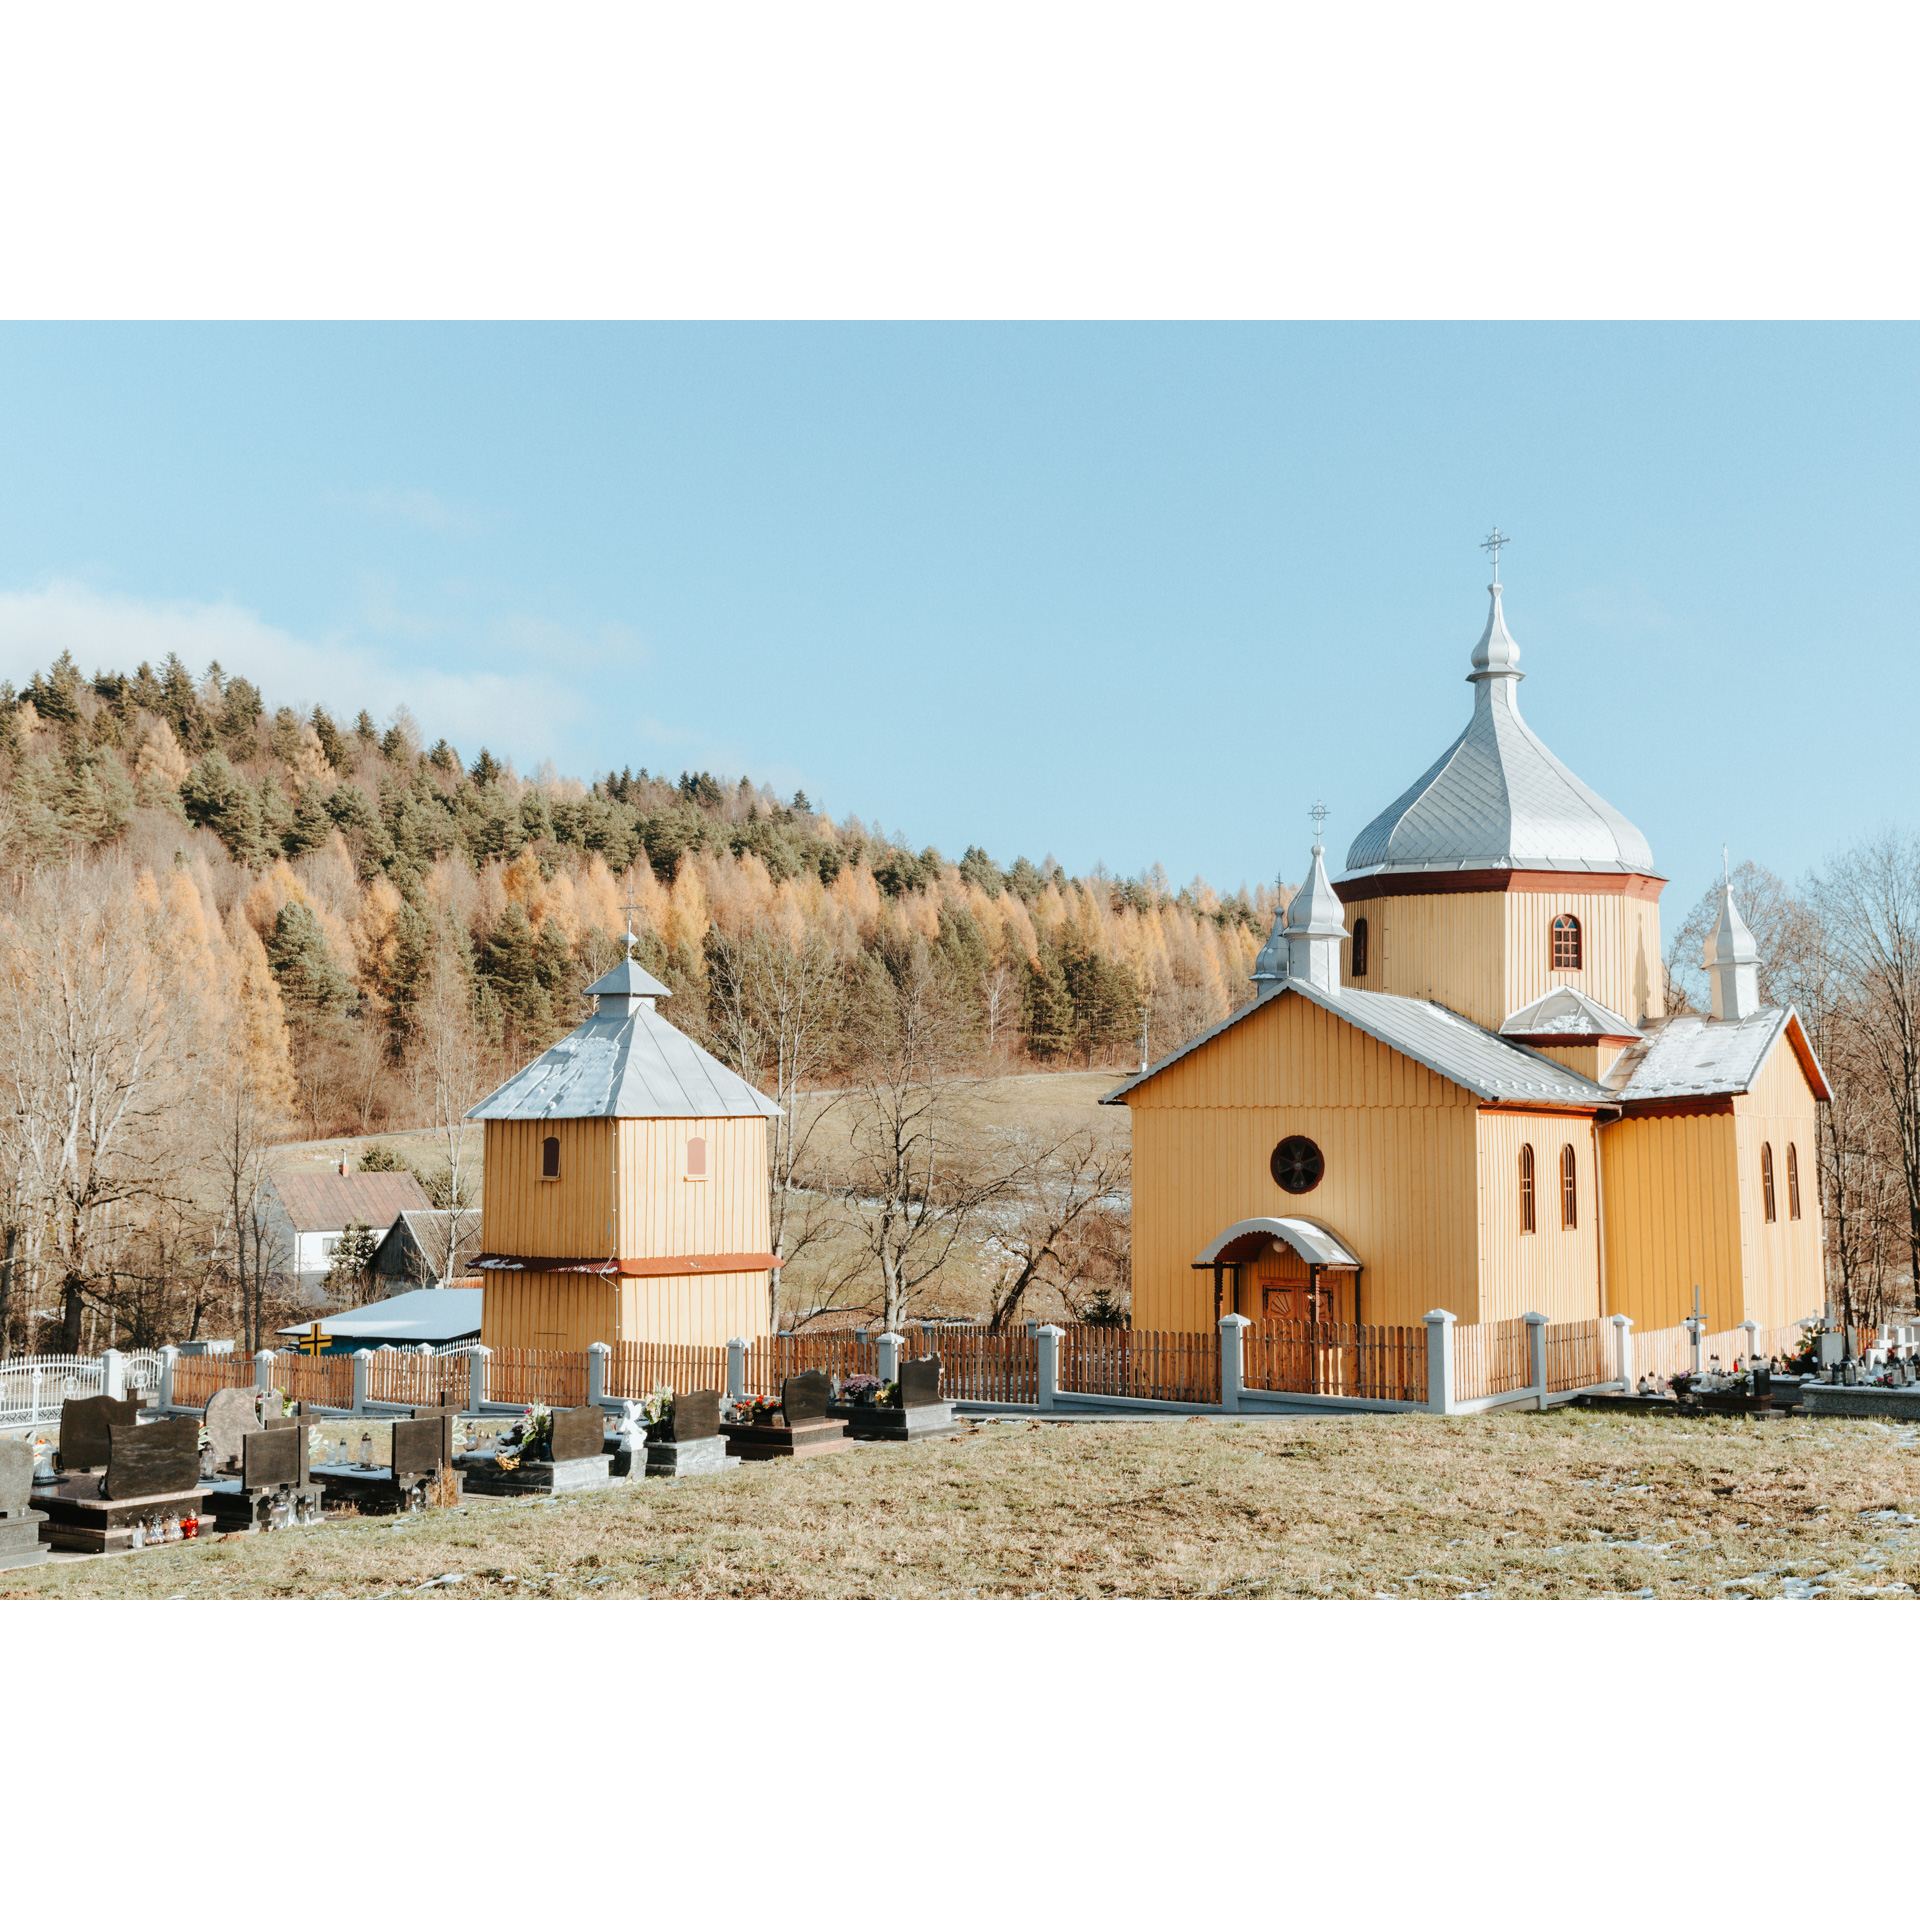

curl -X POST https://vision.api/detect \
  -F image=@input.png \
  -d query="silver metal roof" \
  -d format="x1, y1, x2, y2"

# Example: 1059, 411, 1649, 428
1104, 977, 1615, 1109
1605, 1006, 1829, 1103
467, 1002, 783, 1123
1344, 584, 1657, 879
1193, 1216, 1363, 1269
1500, 985, 1643, 1039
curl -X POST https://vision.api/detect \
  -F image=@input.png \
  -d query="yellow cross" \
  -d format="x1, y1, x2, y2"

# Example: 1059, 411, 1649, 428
298, 1322, 328, 1355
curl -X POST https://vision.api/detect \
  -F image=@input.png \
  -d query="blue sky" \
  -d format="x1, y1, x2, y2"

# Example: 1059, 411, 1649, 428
0, 323, 1912, 927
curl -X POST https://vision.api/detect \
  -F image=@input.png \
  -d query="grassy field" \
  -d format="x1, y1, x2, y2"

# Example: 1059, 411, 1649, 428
6, 1406, 1916, 1601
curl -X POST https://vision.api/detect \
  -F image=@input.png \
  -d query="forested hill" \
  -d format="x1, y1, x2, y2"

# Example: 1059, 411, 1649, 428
0, 647, 1268, 1134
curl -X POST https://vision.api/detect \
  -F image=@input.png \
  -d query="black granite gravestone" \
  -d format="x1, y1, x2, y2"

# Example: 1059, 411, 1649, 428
409, 1406, 459, 1469
897, 1358, 943, 1410
781, 1370, 833, 1427
204, 1387, 260, 1472
391, 1417, 444, 1478
59, 1393, 138, 1472
670, 1390, 720, 1442
101, 1419, 202, 1500
242, 1426, 303, 1492
548, 1405, 605, 1462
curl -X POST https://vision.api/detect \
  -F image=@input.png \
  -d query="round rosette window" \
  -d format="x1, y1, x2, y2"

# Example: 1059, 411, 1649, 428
1270, 1135, 1325, 1196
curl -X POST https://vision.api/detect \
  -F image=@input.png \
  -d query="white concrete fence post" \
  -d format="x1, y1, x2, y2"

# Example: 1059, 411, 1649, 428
158, 1344, 179, 1413
587, 1342, 610, 1407
352, 1351, 370, 1415
1035, 1324, 1063, 1413
1524, 1311, 1550, 1412
1610, 1314, 1634, 1390
467, 1345, 489, 1415
101, 1348, 126, 1401
725, 1337, 748, 1402
1218, 1314, 1249, 1414
254, 1349, 275, 1400
1423, 1310, 1456, 1417
1740, 1319, 1759, 1363
875, 1332, 904, 1384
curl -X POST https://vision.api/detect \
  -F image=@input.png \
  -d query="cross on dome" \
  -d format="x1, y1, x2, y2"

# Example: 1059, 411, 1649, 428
1480, 526, 1511, 583
1309, 798, 1330, 852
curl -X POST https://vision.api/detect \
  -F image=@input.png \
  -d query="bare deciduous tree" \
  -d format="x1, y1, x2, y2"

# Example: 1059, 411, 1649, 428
986, 1128, 1131, 1329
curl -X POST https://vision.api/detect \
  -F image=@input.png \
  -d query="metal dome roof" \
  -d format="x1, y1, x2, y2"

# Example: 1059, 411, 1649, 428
1343, 584, 1656, 880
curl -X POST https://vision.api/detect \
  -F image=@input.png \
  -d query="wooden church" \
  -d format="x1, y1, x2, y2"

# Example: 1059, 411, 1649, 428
1108, 573, 1830, 1343
468, 948, 783, 1349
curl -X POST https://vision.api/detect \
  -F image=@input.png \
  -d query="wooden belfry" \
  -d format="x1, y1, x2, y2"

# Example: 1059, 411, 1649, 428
467, 944, 785, 1351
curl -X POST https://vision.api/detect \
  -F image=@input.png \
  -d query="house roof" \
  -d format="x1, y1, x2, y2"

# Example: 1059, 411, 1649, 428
372, 1209, 482, 1274
269, 1169, 430, 1234
1500, 985, 1643, 1040
1344, 584, 1657, 880
1103, 977, 1616, 1110
467, 1000, 783, 1122
276, 1288, 482, 1344
1605, 1006, 1833, 1104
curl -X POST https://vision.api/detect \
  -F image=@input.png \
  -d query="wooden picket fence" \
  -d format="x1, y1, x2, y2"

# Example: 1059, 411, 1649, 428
169, 1352, 256, 1409
1543, 1318, 1614, 1393
486, 1346, 588, 1410
364, 1347, 471, 1408
272, 1352, 357, 1411
1453, 1317, 1532, 1402
742, 1332, 870, 1396
1240, 1319, 1428, 1403
605, 1339, 729, 1398
912, 1327, 1038, 1404
1630, 1318, 1808, 1384
1061, 1326, 1220, 1404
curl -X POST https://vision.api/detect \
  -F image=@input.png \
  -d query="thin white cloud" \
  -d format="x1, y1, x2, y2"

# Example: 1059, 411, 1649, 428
0, 580, 592, 763
354, 486, 482, 535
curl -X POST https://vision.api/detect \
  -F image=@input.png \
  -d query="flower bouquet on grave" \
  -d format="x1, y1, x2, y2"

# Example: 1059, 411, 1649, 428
730, 1394, 778, 1426
841, 1373, 883, 1407
639, 1387, 675, 1442
874, 1380, 901, 1408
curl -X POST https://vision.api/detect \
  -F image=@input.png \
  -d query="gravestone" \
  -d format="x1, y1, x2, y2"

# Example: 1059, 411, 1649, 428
242, 1427, 303, 1492
391, 1417, 444, 1478
781, 1371, 833, 1428
409, 1406, 459, 1470
204, 1387, 261, 1473
59, 1393, 138, 1473
101, 1420, 202, 1501
643, 1389, 733, 1479
897, 1358, 943, 1410
548, 1406, 605, 1462
671, 1390, 721, 1442
0, 1436, 49, 1570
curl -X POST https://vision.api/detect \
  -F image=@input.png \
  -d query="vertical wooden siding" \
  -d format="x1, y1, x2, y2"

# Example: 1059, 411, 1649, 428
482, 1118, 616, 1260
1600, 1109, 1746, 1335
1474, 1109, 1604, 1324
617, 1270, 767, 1346
1341, 888, 1663, 1029
1124, 993, 1480, 1333
1733, 1036, 1826, 1329
481, 1270, 618, 1351
615, 1115, 769, 1260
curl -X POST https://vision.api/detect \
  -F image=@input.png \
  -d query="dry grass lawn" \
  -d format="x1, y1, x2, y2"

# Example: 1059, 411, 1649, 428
7, 1406, 1918, 1601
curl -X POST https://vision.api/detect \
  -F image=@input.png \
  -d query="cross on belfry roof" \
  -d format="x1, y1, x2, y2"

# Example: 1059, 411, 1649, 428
622, 881, 641, 955
1310, 798, 1330, 851
1480, 526, 1511, 583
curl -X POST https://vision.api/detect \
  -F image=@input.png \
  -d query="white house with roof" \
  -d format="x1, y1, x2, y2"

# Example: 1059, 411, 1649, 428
1108, 571, 1829, 1348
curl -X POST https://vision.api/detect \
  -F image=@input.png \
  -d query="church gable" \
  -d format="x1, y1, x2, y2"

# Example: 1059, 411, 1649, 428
1122, 989, 1476, 1113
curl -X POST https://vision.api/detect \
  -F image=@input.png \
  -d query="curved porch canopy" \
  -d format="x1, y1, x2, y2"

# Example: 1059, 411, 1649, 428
1191, 1217, 1362, 1271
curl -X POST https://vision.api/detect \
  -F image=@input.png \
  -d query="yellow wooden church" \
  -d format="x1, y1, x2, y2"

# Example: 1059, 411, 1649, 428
468, 948, 782, 1350
1108, 575, 1830, 1344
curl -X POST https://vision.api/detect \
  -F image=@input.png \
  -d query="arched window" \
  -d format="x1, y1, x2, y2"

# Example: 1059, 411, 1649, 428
1351, 917, 1369, 978
1561, 1143, 1578, 1229
686, 1135, 708, 1180
1762, 1141, 1777, 1223
1788, 1142, 1802, 1220
1551, 914, 1582, 971
1519, 1144, 1536, 1234
541, 1134, 560, 1180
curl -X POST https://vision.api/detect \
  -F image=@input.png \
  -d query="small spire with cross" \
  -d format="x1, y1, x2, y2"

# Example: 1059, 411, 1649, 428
1480, 525, 1511, 584
621, 880, 641, 957
1309, 798, 1330, 853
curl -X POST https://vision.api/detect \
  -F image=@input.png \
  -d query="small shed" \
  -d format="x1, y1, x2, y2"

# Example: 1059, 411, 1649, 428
366, 1208, 483, 1293
275, 1289, 482, 1356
